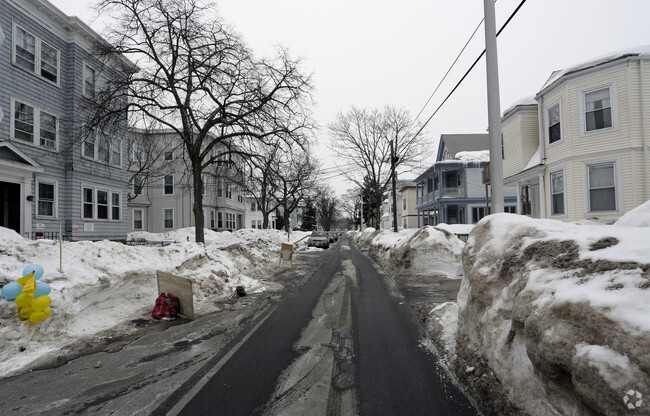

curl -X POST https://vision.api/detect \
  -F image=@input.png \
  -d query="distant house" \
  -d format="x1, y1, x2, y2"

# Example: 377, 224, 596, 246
127, 129, 249, 233
380, 179, 415, 230
0, 0, 132, 241
502, 47, 650, 221
415, 134, 517, 226
399, 181, 419, 229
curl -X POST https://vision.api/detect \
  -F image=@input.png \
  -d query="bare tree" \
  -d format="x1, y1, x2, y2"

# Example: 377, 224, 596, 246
340, 188, 362, 229
272, 146, 317, 233
86, 0, 312, 242
315, 186, 340, 231
328, 105, 426, 228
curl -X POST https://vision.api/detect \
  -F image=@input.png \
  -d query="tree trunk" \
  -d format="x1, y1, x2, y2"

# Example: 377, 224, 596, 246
193, 166, 205, 243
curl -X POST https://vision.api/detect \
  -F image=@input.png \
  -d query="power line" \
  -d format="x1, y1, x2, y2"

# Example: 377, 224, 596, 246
411, 0, 528, 140
410, 16, 485, 130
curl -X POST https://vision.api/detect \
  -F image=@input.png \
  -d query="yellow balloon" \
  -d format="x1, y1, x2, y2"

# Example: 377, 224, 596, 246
15, 293, 32, 308
42, 307, 52, 319
19, 307, 33, 320
32, 295, 51, 310
29, 311, 45, 323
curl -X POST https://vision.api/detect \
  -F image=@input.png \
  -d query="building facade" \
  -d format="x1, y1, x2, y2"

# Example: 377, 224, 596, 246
0, 0, 130, 241
503, 47, 650, 222
415, 134, 517, 226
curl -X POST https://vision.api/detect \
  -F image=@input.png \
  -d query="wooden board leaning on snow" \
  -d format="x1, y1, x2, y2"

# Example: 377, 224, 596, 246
156, 271, 195, 319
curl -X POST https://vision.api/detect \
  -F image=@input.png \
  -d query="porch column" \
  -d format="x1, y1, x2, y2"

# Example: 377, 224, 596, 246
538, 174, 546, 218
516, 181, 522, 215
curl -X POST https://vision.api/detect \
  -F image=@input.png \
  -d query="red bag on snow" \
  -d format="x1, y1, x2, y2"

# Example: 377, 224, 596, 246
152, 292, 180, 320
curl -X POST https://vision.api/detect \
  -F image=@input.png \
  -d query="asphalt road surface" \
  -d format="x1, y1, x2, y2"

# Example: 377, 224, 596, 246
0, 236, 479, 416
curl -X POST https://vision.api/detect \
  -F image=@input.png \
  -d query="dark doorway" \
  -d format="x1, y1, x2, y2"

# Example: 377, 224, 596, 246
0, 181, 21, 234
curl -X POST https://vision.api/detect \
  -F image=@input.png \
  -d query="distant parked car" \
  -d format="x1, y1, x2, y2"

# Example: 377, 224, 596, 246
327, 231, 338, 243
307, 231, 330, 249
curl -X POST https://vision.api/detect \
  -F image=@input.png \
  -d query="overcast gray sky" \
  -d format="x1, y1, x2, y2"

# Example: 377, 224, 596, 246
50, 0, 650, 193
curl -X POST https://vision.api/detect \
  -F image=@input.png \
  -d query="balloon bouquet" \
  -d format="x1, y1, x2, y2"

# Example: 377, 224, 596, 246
1, 264, 53, 323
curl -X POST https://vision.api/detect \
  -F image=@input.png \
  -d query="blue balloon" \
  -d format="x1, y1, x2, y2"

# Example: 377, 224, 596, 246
22, 264, 44, 281
1, 282, 23, 300
34, 282, 52, 298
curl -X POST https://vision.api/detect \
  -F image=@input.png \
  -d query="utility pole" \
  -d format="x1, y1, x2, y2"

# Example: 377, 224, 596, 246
484, 0, 504, 213
390, 140, 398, 232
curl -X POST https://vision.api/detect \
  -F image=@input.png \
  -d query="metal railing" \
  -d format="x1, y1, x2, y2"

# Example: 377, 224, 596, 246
25, 232, 60, 240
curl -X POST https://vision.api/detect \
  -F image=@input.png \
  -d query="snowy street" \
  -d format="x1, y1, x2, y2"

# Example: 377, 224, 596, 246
0, 234, 477, 415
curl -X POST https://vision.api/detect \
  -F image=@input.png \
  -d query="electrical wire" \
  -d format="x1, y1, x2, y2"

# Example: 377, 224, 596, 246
411, 0, 528, 139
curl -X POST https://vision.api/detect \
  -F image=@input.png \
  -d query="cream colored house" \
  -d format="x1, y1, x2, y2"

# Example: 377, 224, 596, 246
503, 47, 650, 222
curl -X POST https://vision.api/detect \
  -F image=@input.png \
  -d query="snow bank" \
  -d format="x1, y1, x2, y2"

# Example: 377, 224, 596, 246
458, 213, 650, 416
349, 226, 466, 277
0, 228, 308, 378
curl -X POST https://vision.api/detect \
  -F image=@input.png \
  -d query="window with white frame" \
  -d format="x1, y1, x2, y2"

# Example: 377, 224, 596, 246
472, 206, 486, 223
225, 182, 232, 199
163, 209, 174, 229
550, 170, 565, 215
164, 175, 174, 195
13, 24, 59, 84
83, 187, 93, 219
217, 181, 223, 197
133, 209, 143, 230
83, 64, 96, 98
164, 150, 173, 161
547, 103, 561, 144
133, 175, 144, 196
217, 212, 223, 228
111, 192, 121, 220
583, 86, 614, 132
403, 197, 407, 211
36, 179, 56, 218
210, 210, 215, 229
11, 99, 58, 149
82, 186, 121, 221
587, 162, 617, 212
97, 189, 109, 220
82, 129, 121, 166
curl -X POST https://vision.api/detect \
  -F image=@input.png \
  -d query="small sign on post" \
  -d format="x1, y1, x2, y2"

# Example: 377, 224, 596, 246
156, 270, 195, 319
279, 243, 293, 267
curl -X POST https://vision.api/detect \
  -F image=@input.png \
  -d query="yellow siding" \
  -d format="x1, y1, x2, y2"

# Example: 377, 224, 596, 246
502, 116, 524, 178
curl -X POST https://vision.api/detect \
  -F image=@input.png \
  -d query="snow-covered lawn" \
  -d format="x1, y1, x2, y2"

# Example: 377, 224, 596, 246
0, 228, 308, 378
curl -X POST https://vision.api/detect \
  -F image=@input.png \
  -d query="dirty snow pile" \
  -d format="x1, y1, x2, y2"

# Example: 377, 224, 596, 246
458, 210, 650, 416
0, 227, 308, 378
349, 225, 466, 277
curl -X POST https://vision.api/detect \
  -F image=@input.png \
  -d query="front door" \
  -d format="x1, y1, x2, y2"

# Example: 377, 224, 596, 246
0, 181, 21, 234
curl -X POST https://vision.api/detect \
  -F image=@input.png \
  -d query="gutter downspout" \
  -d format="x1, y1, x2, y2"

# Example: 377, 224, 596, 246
642, 60, 649, 201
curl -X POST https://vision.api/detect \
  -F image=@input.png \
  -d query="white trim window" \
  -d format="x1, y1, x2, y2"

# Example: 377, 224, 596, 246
83, 63, 96, 98
586, 161, 618, 212
132, 209, 144, 230
164, 175, 174, 195
164, 150, 173, 161
582, 85, 616, 134
163, 208, 174, 229
82, 186, 121, 221
217, 212, 223, 228
82, 129, 121, 166
36, 178, 57, 218
10, 98, 59, 150
550, 170, 565, 215
13, 24, 60, 84
547, 102, 562, 144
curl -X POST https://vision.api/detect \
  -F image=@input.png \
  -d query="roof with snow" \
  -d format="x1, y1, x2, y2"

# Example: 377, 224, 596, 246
501, 96, 537, 120
436, 134, 489, 161
538, 45, 650, 96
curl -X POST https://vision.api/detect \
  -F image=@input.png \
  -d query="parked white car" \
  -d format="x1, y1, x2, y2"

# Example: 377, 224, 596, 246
307, 231, 330, 249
